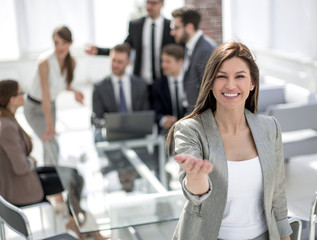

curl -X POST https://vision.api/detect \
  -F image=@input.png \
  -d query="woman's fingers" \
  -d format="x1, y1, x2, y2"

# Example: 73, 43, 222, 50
202, 160, 213, 174
175, 154, 213, 174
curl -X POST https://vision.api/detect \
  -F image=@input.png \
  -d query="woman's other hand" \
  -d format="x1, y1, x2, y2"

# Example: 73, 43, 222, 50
29, 156, 38, 166
42, 124, 56, 142
74, 90, 84, 104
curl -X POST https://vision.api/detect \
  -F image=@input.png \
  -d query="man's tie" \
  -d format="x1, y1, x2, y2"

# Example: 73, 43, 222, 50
118, 80, 128, 113
174, 79, 181, 119
151, 22, 156, 81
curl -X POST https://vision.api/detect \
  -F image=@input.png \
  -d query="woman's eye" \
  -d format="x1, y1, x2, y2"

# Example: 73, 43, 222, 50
236, 75, 245, 78
216, 75, 225, 78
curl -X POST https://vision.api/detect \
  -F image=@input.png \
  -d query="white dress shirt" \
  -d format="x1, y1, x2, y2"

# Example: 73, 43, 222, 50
141, 16, 164, 84
111, 73, 132, 112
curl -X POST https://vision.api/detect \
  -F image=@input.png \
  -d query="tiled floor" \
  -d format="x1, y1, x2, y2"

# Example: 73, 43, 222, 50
5, 83, 317, 239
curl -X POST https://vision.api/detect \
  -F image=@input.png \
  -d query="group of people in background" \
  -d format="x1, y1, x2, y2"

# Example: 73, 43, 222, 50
88, 2, 217, 136
0, 0, 293, 239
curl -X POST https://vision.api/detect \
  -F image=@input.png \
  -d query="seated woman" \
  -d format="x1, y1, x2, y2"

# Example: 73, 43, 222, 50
0, 79, 64, 206
0, 79, 108, 240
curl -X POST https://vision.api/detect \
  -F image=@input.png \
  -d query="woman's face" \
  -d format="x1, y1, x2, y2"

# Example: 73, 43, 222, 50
211, 57, 254, 112
53, 33, 72, 59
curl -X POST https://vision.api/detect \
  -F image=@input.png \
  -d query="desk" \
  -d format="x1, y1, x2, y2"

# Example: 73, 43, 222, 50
56, 129, 185, 238
95, 135, 168, 191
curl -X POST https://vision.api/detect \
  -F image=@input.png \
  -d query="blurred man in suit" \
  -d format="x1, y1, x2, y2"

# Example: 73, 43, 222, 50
152, 44, 186, 135
171, 5, 217, 111
92, 43, 150, 128
92, 44, 150, 192
86, 0, 175, 87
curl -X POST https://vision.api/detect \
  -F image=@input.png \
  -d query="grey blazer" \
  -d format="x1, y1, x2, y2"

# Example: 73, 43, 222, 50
92, 75, 150, 119
184, 35, 217, 111
172, 109, 292, 240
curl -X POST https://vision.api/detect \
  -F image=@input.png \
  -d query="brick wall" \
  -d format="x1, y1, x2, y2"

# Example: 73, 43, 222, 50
185, 0, 222, 45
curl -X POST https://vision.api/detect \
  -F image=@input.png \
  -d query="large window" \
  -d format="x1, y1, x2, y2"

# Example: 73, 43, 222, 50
0, 0, 184, 61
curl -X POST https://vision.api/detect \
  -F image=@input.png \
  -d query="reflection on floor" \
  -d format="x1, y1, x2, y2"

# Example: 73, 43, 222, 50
5, 83, 316, 239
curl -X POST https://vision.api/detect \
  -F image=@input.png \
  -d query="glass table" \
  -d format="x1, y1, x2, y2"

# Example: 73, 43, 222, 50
56, 129, 185, 239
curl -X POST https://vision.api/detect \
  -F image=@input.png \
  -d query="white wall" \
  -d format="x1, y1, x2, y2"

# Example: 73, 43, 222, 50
0, 0, 184, 89
223, 0, 317, 92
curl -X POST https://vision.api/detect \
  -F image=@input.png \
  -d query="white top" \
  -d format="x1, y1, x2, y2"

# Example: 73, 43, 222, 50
218, 157, 267, 240
141, 16, 164, 84
28, 50, 67, 101
111, 73, 132, 112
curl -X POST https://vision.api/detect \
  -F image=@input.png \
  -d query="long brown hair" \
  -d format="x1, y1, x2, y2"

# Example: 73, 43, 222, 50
53, 25, 74, 85
166, 41, 260, 150
0, 80, 33, 154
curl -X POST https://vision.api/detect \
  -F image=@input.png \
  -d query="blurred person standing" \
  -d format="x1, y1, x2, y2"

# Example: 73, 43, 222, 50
171, 5, 217, 111
152, 43, 187, 135
24, 25, 84, 165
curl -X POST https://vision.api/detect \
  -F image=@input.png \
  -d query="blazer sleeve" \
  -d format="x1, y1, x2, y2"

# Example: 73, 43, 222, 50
0, 121, 32, 175
174, 118, 213, 205
97, 47, 110, 56
271, 117, 293, 237
124, 21, 135, 48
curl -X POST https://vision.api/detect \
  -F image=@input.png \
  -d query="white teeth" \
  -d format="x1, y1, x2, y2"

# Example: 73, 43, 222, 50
223, 93, 238, 97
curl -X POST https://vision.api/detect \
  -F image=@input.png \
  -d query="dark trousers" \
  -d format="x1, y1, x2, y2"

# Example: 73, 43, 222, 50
36, 166, 64, 199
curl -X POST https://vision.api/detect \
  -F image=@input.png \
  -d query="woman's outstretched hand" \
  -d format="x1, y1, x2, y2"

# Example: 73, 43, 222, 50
175, 154, 213, 177
175, 154, 213, 195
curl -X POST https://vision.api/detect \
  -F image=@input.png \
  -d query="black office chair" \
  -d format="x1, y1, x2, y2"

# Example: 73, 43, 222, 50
288, 217, 302, 240
0, 195, 77, 240
309, 191, 317, 240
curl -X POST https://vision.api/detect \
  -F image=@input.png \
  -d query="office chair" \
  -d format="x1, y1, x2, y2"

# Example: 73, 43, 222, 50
0, 195, 76, 240
309, 191, 317, 240
288, 217, 302, 240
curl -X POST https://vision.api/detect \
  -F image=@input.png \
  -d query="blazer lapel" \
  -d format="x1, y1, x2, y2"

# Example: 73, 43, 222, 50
184, 36, 204, 81
200, 110, 228, 193
104, 78, 118, 112
245, 110, 275, 209
129, 76, 139, 111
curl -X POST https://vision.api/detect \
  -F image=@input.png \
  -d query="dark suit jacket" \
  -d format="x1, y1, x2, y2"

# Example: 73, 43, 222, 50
184, 35, 217, 111
152, 76, 186, 125
97, 17, 175, 77
92, 75, 150, 120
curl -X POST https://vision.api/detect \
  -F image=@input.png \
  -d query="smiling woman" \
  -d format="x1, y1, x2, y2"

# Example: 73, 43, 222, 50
167, 41, 292, 240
